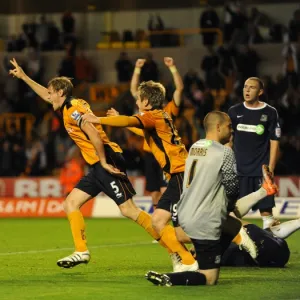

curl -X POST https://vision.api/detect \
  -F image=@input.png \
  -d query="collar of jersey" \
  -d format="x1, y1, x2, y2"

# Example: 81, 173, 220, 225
60, 96, 74, 113
243, 101, 266, 110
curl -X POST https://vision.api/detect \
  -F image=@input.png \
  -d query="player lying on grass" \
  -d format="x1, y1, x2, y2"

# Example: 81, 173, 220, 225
221, 218, 300, 267
9, 58, 196, 270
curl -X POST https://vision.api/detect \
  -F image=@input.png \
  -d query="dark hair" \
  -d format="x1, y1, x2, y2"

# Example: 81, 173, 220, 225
138, 81, 165, 109
203, 111, 229, 132
47, 77, 73, 97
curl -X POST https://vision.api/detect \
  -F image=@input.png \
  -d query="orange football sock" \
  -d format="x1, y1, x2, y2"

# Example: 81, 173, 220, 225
68, 210, 88, 252
135, 211, 172, 253
232, 231, 242, 245
136, 210, 160, 240
160, 225, 195, 265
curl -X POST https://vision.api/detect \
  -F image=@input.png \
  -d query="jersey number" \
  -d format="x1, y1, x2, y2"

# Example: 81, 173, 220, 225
186, 159, 198, 188
110, 181, 122, 199
163, 112, 181, 145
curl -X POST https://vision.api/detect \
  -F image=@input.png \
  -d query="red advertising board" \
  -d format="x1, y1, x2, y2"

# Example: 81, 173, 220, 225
0, 176, 147, 198
0, 176, 300, 198
0, 197, 94, 218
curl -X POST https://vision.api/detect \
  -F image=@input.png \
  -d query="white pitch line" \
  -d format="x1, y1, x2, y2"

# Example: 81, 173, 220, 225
0, 241, 154, 256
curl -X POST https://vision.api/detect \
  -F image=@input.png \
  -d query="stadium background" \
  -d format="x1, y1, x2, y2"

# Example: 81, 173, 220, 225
0, 1, 300, 299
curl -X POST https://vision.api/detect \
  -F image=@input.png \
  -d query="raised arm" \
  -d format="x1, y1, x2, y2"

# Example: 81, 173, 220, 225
9, 58, 52, 104
130, 59, 146, 98
164, 57, 184, 107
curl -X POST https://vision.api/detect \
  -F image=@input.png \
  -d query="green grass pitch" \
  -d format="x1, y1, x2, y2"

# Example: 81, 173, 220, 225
0, 218, 300, 300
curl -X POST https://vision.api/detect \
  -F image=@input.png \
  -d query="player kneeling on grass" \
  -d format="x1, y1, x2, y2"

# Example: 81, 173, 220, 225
145, 111, 278, 286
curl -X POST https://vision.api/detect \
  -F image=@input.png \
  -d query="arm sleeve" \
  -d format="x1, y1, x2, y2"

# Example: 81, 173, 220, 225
134, 112, 156, 129
164, 100, 180, 118
269, 108, 281, 141
68, 106, 84, 127
221, 147, 239, 203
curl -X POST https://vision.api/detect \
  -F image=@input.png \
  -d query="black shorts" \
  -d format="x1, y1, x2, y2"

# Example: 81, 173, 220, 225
191, 239, 221, 270
75, 146, 136, 205
144, 152, 168, 192
238, 176, 275, 211
156, 172, 183, 226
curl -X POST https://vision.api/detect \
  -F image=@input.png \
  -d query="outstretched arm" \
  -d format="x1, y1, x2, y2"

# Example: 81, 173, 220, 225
130, 59, 146, 98
107, 108, 145, 137
81, 113, 141, 128
164, 57, 183, 107
9, 58, 52, 104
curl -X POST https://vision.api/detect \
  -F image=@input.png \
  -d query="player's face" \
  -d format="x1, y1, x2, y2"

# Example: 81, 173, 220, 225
48, 86, 62, 111
220, 118, 233, 145
243, 79, 262, 103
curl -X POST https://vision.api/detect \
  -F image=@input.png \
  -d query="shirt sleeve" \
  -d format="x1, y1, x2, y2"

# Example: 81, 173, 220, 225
67, 106, 84, 127
268, 108, 281, 141
164, 100, 180, 118
134, 111, 156, 129
221, 147, 239, 204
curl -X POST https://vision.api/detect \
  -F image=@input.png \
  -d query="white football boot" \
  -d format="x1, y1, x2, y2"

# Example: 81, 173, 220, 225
238, 227, 258, 259
57, 251, 90, 268
170, 253, 199, 272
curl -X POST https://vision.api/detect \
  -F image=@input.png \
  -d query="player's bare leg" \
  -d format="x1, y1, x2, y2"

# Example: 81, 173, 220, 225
270, 218, 300, 239
150, 191, 161, 211
57, 188, 92, 268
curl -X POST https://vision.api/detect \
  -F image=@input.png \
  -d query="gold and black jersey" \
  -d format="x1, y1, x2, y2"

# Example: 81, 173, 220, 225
61, 97, 122, 165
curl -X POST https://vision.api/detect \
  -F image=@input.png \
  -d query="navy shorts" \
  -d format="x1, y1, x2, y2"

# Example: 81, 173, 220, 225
144, 152, 168, 192
238, 176, 275, 211
191, 239, 221, 270
157, 172, 183, 227
76, 146, 136, 205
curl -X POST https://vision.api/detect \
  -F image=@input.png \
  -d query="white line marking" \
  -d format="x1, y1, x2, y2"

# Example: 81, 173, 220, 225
0, 241, 154, 256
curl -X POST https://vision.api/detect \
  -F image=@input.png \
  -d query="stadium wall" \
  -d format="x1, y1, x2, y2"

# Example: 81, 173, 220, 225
0, 3, 298, 49
0, 176, 300, 218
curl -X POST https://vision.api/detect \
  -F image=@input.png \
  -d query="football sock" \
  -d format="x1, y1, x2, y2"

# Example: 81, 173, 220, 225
136, 210, 160, 240
262, 215, 275, 229
68, 210, 88, 252
270, 219, 300, 238
160, 225, 195, 265
135, 211, 172, 253
235, 187, 267, 217
232, 228, 243, 245
165, 271, 207, 286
